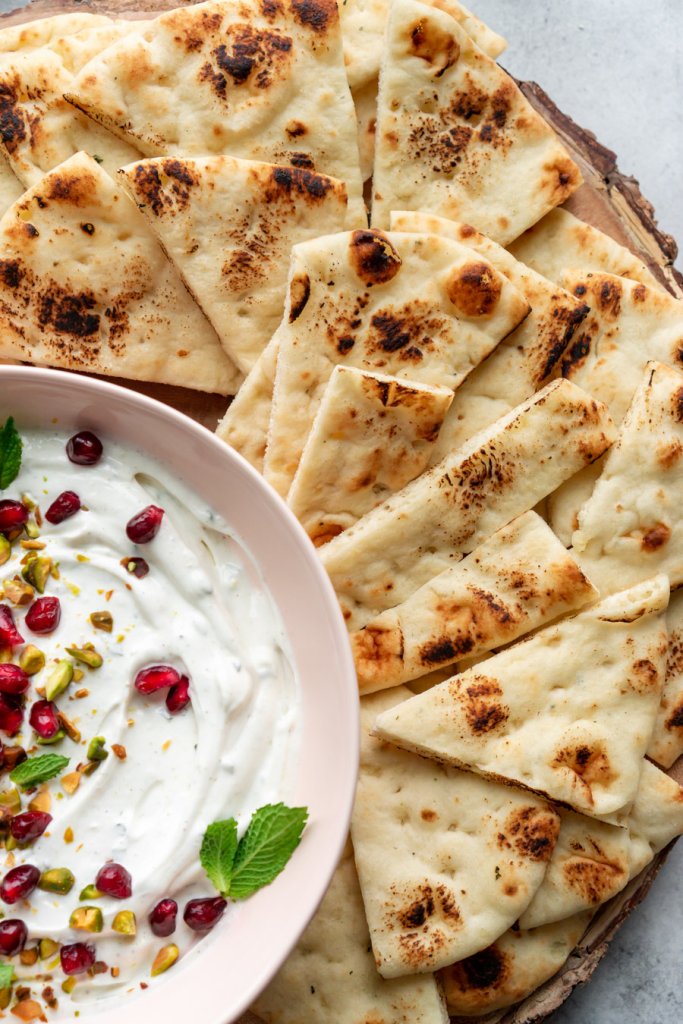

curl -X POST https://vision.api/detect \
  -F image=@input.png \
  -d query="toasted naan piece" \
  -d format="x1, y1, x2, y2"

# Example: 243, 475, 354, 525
371, 0, 581, 241
120, 156, 351, 373
374, 576, 670, 820
252, 839, 449, 1024
320, 378, 615, 629
438, 911, 593, 1016
389, 211, 589, 460
215, 333, 279, 471
352, 79, 378, 183
519, 761, 683, 931
264, 228, 530, 498
0, 156, 22, 218
572, 362, 683, 595
351, 511, 595, 693
0, 13, 112, 55
66, 0, 364, 212
0, 152, 240, 394
41, 19, 151, 74
649, 589, 683, 768
353, 688, 560, 978
288, 366, 453, 546
508, 208, 665, 293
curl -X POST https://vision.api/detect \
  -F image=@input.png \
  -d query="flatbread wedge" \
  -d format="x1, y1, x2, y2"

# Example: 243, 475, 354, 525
119, 156, 351, 373
215, 332, 280, 472
649, 589, 683, 768
371, 0, 581, 241
0, 156, 22, 219
373, 575, 670, 820
0, 13, 112, 56
0, 152, 240, 394
287, 366, 453, 546
351, 510, 596, 693
353, 688, 560, 978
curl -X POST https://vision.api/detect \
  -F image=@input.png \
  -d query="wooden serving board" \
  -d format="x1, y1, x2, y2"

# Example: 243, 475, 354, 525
2, 2, 682, 1022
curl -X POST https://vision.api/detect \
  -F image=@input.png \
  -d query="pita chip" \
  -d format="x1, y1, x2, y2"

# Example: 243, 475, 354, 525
353, 688, 560, 978
263, 228, 530, 498
252, 840, 449, 1024
320, 378, 615, 629
0, 152, 241, 394
288, 366, 453, 546
351, 511, 596, 693
371, 0, 581, 241
216, 333, 280, 472
120, 156, 352, 373
374, 575, 670, 820
649, 589, 683, 768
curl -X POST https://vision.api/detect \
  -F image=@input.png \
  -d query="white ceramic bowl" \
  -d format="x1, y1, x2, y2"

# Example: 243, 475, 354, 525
0, 366, 359, 1024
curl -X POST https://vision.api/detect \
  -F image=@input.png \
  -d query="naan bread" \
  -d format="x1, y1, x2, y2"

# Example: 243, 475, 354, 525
264, 228, 530, 498
0, 13, 112, 55
352, 79, 378, 183
215, 332, 279, 471
0, 155, 22, 218
374, 576, 670, 820
649, 589, 683, 768
351, 510, 596, 693
0, 152, 240, 394
120, 156, 351, 373
371, 0, 581, 241
320, 378, 615, 629
389, 211, 589, 461
508, 208, 665, 293
288, 366, 453, 545
252, 840, 449, 1024
353, 688, 560, 978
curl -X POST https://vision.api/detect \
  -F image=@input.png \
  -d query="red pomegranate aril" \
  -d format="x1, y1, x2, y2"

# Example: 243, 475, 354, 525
183, 897, 227, 933
0, 605, 24, 647
0, 918, 27, 955
29, 699, 60, 740
0, 864, 40, 904
0, 664, 29, 695
61, 942, 96, 975
66, 431, 103, 466
95, 863, 132, 899
10, 811, 52, 844
0, 694, 24, 736
126, 505, 164, 544
45, 490, 81, 525
0, 500, 28, 537
166, 676, 191, 715
25, 596, 61, 635
134, 665, 180, 695
149, 898, 178, 937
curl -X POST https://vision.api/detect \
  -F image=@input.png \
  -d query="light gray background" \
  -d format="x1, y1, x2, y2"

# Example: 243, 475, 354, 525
0, 0, 681, 1020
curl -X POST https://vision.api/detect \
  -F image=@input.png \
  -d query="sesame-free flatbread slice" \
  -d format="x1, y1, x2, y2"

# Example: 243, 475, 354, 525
252, 839, 449, 1024
389, 211, 589, 460
0, 152, 240, 394
215, 332, 280, 472
0, 156, 22, 218
371, 0, 581, 241
119, 156, 352, 373
263, 228, 530, 498
353, 687, 560, 979
351, 510, 596, 694
508, 208, 665, 293
649, 589, 683, 768
374, 576, 670, 820
320, 378, 615, 629
0, 13, 112, 55
288, 366, 453, 546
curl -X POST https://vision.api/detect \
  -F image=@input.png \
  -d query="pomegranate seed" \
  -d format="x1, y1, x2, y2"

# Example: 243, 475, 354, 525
10, 811, 52, 844
0, 741, 4, 770
134, 665, 180, 695
126, 505, 164, 544
95, 863, 132, 899
0, 864, 40, 904
29, 699, 60, 739
183, 897, 227, 932
60, 942, 95, 975
149, 898, 178, 937
122, 556, 149, 578
25, 597, 61, 635
45, 491, 81, 525
0, 500, 28, 537
0, 664, 29, 695
0, 694, 24, 736
166, 675, 191, 715
0, 918, 27, 955
66, 431, 103, 466
0, 605, 24, 647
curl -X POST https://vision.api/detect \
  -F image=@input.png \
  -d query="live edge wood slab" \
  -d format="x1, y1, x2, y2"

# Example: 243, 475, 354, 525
1, 1, 682, 1021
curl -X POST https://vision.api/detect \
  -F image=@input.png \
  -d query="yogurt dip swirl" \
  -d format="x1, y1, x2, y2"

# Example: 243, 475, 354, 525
0, 427, 300, 1016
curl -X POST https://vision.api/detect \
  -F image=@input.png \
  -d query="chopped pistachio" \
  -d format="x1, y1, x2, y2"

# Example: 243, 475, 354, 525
0, 536, 11, 566
61, 978, 77, 995
89, 611, 113, 633
45, 661, 73, 701
39, 868, 75, 895
111, 744, 127, 761
0, 789, 21, 815
72, 669, 84, 683
150, 944, 179, 977
81, 760, 100, 777
22, 523, 42, 541
57, 713, 81, 744
2, 577, 33, 606
38, 939, 59, 962
63, 827, 74, 844
74, 689, 90, 700
19, 646, 45, 676
28, 788, 51, 814
60, 772, 81, 796
86, 737, 108, 763
18, 947, 38, 967
21, 556, 52, 593
0, 987, 11, 1010
111, 910, 136, 937
36, 729, 65, 747
69, 906, 103, 933
78, 885, 102, 901
65, 646, 103, 670
4, 836, 16, 851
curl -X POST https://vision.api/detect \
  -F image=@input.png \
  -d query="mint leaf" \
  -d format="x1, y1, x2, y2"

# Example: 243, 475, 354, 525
0, 963, 14, 988
200, 818, 238, 896
10, 753, 69, 790
229, 803, 308, 900
0, 416, 22, 490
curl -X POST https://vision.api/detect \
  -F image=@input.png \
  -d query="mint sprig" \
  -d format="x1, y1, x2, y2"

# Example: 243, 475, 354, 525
0, 963, 14, 988
10, 753, 69, 790
200, 803, 308, 901
0, 416, 22, 490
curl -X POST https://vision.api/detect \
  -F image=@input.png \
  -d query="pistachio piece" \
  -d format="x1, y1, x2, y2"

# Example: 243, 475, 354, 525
0, 987, 11, 1011
111, 744, 127, 761
72, 669, 84, 683
39, 868, 75, 895
19, 645, 45, 676
60, 772, 81, 796
61, 978, 77, 995
36, 729, 66, 747
45, 660, 73, 701
2, 577, 34, 606
65, 646, 103, 670
0, 535, 10, 567
24, 522, 41, 541
89, 611, 113, 633
0, 647, 11, 663
28, 787, 52, 814
39, 938, 59, 961
111, 910, 136, 937
86, 737, 108, 763
150, 943, 179, 977
57, 712, 81, 744
19, 946, 38, 967
21, 556, 52, 594
78, 885, 102, 901
81, 760, 100, 777
0, 789, 21, 815
69, 906, 103, 933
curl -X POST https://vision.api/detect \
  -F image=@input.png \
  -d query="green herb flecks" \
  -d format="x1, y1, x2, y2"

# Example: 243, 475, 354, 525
0, 416, 22, 490
10, 753, 70, 790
